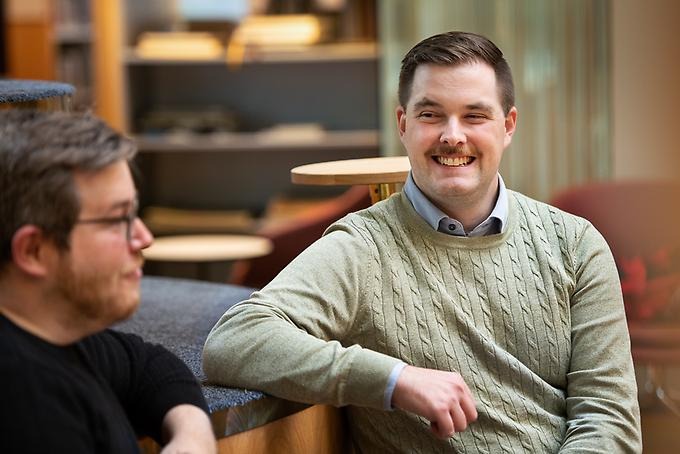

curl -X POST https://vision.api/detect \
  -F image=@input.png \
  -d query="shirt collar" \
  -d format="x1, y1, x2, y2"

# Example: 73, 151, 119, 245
403, 171, 508, 236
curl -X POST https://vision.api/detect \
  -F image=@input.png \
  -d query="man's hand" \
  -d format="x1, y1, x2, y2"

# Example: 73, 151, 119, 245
160, 404, 217, 454
392, 365, 478, 439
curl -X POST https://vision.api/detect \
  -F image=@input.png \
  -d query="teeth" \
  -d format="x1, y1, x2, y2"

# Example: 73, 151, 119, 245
436, 156, 473, 167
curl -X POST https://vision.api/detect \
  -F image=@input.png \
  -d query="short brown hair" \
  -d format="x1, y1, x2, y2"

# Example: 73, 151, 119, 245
398, 31, 515, 115
0, 110, 136, 267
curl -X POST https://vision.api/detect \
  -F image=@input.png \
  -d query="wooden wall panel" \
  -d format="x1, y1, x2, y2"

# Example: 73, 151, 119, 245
5, 21, 54, 79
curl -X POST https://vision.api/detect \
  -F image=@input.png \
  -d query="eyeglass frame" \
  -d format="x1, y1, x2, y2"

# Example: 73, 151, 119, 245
74, 202, 139, 243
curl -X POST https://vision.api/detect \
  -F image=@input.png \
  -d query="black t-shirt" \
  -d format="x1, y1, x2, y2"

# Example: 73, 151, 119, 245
0, 314, 208, 453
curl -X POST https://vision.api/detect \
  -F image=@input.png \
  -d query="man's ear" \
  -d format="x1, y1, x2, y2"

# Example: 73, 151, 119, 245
503, 107, 518, 148
11, 225, 55, 277
396, 106, 407, 138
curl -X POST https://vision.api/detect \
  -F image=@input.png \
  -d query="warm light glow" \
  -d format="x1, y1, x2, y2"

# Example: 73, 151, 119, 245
233, 15, 324, 46
135, 32, 224, 60
226, 15, 326, 67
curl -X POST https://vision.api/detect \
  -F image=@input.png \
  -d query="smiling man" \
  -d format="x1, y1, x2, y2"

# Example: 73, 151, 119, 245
0, 110, 216, 453
204, 31, 641, 452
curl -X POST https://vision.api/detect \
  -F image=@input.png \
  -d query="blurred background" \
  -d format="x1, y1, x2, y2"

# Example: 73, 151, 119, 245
4, 0, 678, 211
2, 1, 679, 450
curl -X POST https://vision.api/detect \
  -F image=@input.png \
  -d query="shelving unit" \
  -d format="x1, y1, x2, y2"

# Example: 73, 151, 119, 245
135, 129, 378, 153
53, 0, 93, 110
123, 41, 377, 65
94, 0, 380, 221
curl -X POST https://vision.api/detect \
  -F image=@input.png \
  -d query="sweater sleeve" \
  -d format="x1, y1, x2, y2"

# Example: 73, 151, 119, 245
560, 222, 642, 453
82, 330, 209, 442
203, 220, 402, 410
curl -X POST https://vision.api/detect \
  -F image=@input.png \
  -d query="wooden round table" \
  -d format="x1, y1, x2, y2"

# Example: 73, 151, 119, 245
291, 156, 411, 204
143, 234, 273, 281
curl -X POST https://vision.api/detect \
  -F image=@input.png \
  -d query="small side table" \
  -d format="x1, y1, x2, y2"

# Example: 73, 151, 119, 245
291, 156, 410, 204
143, 234, 273, 281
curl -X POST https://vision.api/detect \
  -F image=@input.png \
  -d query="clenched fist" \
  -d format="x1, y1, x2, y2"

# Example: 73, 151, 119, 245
392, 365, 478, 439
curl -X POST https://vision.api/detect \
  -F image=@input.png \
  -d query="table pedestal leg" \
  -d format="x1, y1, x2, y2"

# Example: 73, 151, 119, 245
369, 183, 403, 204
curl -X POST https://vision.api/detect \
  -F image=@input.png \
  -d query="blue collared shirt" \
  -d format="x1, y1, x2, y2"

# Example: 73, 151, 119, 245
383, 171, 509, 410
402, 172, 509, 236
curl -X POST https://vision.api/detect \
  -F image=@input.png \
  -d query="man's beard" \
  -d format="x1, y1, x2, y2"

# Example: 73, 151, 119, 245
54, 257, 139, 327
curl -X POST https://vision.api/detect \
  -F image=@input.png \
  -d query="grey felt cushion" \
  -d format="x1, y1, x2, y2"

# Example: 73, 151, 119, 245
0, 79, 75, 103
115, 276, 265, 412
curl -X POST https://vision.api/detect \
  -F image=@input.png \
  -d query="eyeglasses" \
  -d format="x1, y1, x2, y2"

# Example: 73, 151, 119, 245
76, 205, 139, 243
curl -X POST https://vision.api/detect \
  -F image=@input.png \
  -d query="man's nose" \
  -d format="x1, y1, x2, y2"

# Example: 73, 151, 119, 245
440, 118, 467, 147
129, 217, 154, 250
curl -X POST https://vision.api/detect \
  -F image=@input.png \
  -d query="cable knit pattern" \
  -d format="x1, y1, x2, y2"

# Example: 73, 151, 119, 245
203, 191, 641, 453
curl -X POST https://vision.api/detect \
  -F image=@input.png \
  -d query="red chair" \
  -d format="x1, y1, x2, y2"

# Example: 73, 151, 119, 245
229, 185, 371, 289
551, 180, 680, 414
550, 181, 680, 260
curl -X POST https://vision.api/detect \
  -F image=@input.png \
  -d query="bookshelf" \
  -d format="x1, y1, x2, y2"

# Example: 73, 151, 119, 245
53, 0, 93, 109
93, 0, 380, 221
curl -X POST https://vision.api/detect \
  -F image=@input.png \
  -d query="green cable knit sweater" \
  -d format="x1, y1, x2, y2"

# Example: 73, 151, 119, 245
204, 191, 641, 453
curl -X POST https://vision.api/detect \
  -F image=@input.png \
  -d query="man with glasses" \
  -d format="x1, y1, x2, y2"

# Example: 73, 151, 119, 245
0, 110, 216, 453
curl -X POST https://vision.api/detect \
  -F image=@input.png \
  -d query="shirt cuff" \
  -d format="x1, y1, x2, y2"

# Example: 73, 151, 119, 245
383, 362, 407, 410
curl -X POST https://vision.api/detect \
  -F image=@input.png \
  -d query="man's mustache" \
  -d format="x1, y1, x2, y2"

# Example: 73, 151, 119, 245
431, 144, 472, 155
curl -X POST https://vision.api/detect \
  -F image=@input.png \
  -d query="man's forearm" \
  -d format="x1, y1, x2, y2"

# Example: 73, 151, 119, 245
204, 302, 401, 409
160, 404, 216, 454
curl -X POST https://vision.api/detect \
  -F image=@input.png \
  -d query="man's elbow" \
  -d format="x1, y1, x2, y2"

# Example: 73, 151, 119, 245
202, 334, 226, 382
